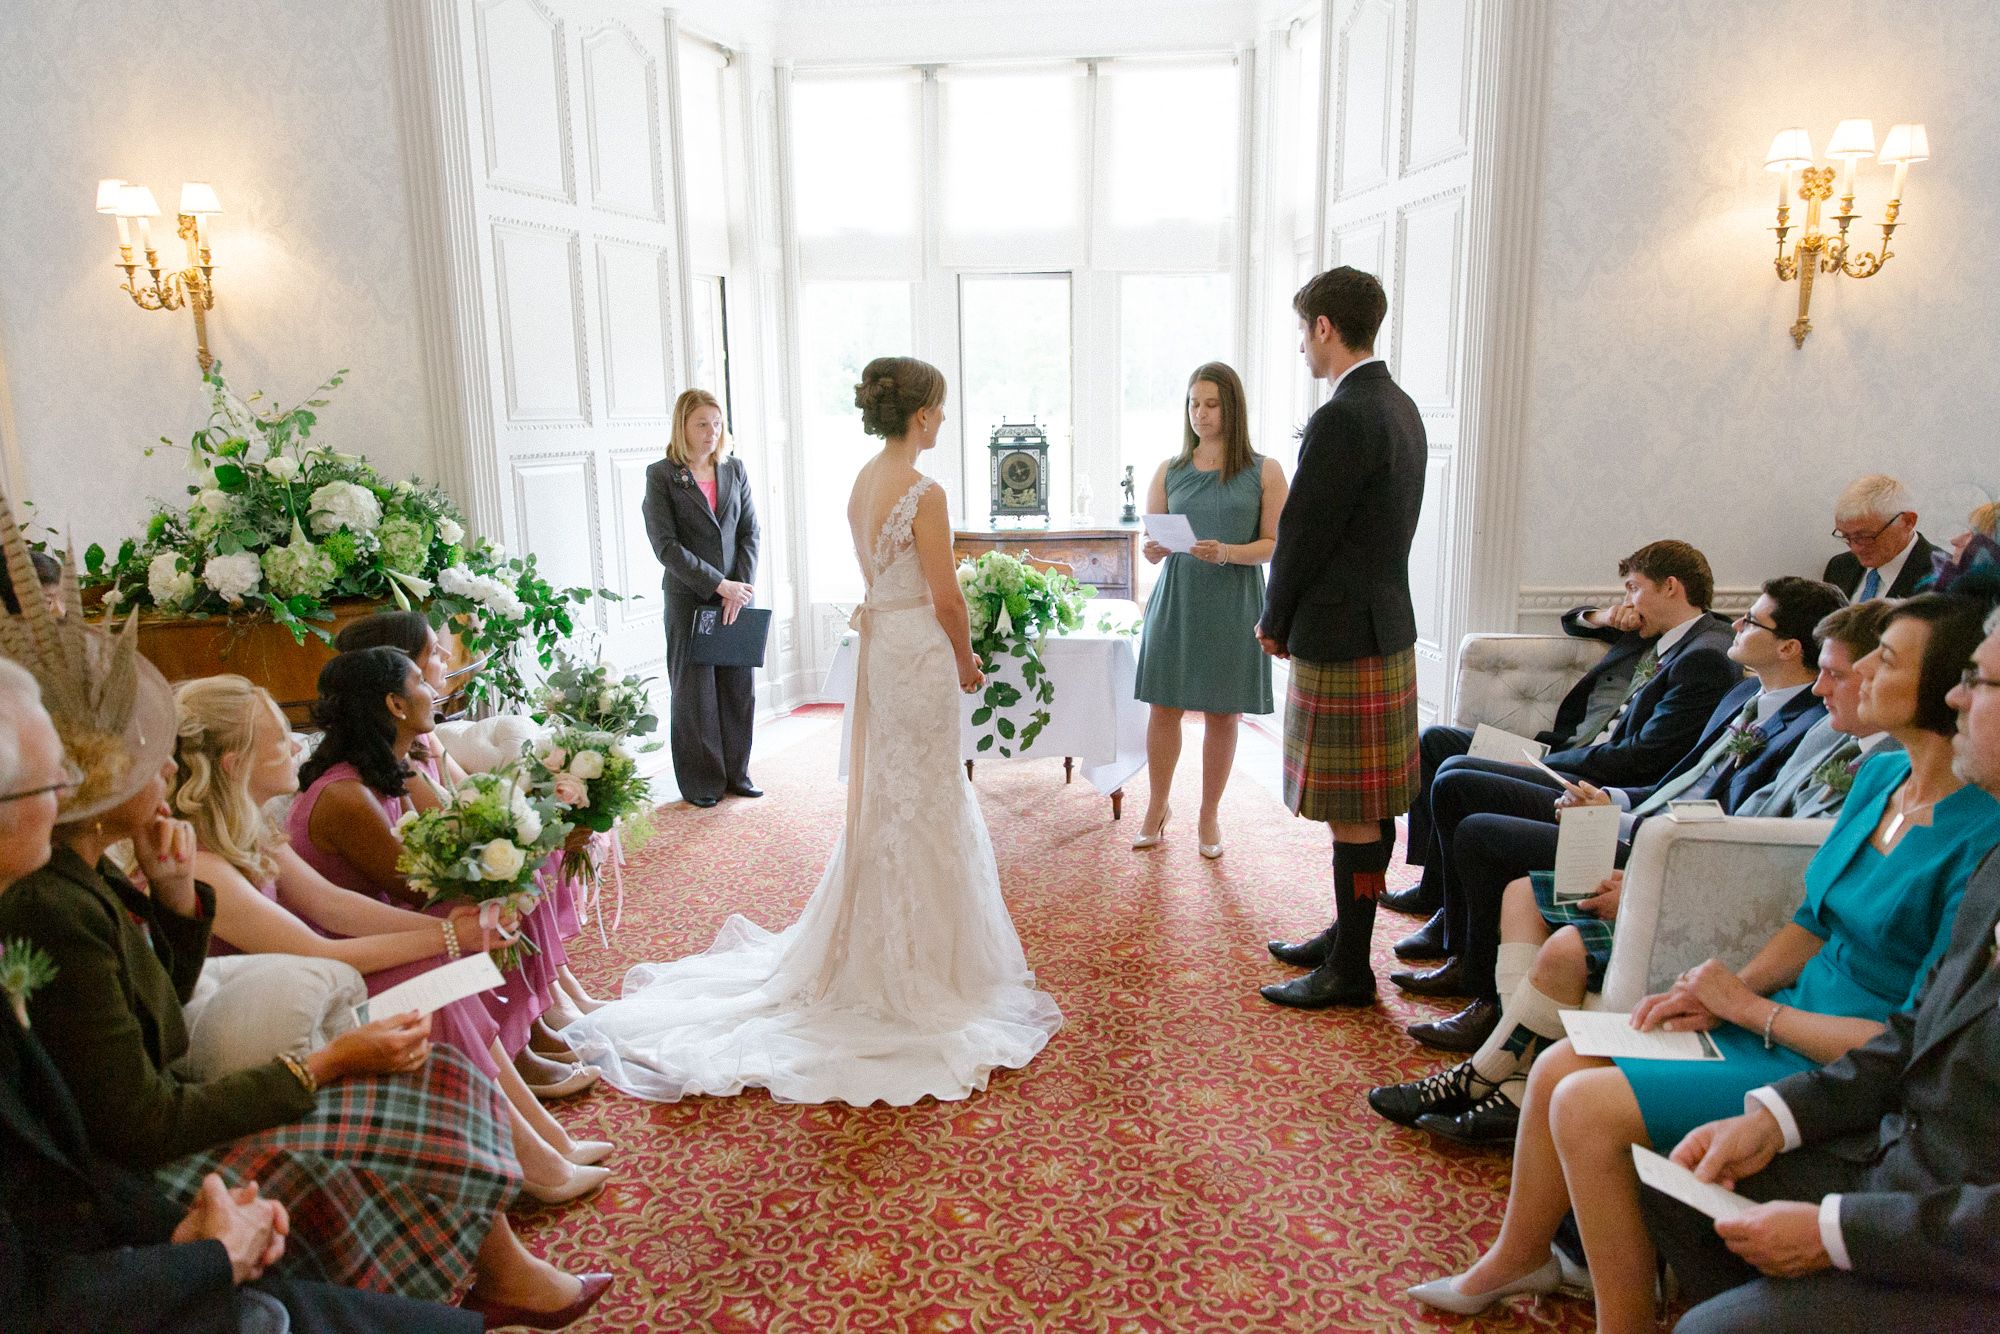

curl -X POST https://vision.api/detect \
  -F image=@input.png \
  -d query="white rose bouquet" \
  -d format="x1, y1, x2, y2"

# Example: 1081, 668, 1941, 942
395, 766, 571, 969
523, 726, 653, 880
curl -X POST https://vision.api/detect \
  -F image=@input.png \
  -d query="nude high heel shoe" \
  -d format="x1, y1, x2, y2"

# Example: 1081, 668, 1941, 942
1199, 817, 1224, 860
1131, 805, 1172, 850
518, 1163, 611, 1208
1406, 1254, 1562, 1314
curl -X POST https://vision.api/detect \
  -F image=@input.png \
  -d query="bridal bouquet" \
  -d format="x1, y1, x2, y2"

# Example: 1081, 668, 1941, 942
395, 767, 571, 968
535, 650, 661, 746
956, 551, 1093, 758
524, 728, 654, 879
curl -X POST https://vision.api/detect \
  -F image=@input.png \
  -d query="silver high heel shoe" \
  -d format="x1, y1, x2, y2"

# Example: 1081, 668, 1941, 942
1131, 805, 1172, 850
1198, 819, 1223, 860
1407, 1254, 1563, 1314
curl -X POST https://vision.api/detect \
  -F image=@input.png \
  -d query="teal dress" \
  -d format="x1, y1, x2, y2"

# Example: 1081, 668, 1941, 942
1134, 460, 1274, 715
1618, 751, 2000, 1148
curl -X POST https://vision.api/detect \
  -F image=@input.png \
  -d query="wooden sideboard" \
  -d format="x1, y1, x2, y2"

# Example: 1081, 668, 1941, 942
953, 524, 1143, 601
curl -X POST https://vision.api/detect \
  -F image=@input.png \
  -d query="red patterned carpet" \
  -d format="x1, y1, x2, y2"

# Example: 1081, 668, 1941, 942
520, 713, 1599, 1333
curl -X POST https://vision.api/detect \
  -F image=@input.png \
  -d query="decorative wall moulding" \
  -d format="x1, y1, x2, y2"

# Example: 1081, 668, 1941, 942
1516, 585, 1761, 620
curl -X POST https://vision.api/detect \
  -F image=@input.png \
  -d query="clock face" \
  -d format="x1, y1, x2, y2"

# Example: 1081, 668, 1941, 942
1001, 452, 1038, 490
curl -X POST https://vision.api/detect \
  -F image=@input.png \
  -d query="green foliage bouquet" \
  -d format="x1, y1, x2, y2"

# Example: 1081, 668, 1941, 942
534, 649, 660, 744
84, 365, 603, 709
395, 767, 571, 969
523, 726, 654, 881
955, 551, 1093, 757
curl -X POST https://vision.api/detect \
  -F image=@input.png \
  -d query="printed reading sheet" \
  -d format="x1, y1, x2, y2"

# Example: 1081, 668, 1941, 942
1561, 1009, 1724, 1061
1142, 513, 1198, 553
356, 952, 505, 1025
1631, 1146, 1756, 1220
1469, 724, 1548, 763
1552, 803, 1621, 903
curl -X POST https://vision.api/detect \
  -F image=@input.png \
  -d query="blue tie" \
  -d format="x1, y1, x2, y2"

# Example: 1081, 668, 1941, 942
1859, 568, 1882, 601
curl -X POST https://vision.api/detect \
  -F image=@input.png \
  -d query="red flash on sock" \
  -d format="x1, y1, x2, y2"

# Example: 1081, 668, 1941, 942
1353, 871, 1387, 900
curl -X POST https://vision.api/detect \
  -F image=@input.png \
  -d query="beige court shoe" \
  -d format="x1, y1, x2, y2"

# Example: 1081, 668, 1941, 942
1131, 805, 1172, 850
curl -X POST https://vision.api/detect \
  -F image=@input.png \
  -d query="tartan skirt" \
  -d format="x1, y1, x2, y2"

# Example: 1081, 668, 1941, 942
1282, 649, 1421, 823
155, 1044, 520, 1304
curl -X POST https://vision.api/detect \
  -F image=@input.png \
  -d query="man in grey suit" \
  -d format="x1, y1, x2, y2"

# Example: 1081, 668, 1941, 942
1736, 600, 1900, 820
1640, 604, 2000, 1331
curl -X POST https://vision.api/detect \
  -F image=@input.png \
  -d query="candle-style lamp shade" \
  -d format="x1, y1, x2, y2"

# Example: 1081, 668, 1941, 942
177, 182, 222, 216
116, 185, 162, 218
1764, 128, 1814, 170
1878, 123, 1930, 164
1825, 119, 1877, 159
95, 178, 127, 213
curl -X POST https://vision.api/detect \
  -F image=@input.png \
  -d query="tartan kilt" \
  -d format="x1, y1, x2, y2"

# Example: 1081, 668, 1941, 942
1531, 870, 1615, 990
154, 1043, 520, 1303
1282, 649, 1420, 823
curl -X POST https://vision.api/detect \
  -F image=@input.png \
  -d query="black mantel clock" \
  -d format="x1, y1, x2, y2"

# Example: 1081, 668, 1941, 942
987, 420, 1050, 523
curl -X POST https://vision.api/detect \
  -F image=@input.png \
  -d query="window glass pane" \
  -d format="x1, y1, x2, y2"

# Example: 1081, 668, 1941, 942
801, 280, 912, 602
793, 76, 917, 238
687, 275, 731, 425
959, 275, 1072, 526
1103, 62, 1239, 229
942, 71, 1082, 236
680, 41, 729, 257
1120, 272, 1234, 482
1289, 16, 1323, 222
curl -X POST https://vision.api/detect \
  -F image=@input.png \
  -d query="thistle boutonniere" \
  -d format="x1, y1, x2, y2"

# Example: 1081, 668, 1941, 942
0, 938, 57, 1029
1811, 753, 1861, 797
1720, 723, 1768, 762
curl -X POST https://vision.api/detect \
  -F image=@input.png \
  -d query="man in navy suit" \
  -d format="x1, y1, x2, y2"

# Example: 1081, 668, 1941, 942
1392, 577, 1846, 1085
1822, 474, 1937, 603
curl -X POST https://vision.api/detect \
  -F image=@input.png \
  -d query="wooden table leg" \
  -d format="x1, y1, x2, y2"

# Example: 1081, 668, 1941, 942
965, 760, 975, 781
1064, 757, 1074, 784
1110, 788, 1123, 820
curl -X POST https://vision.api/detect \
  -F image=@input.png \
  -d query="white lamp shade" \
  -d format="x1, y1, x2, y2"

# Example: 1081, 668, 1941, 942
178, 182, 223, 215
1826, 118, 1877, 159
115, 184, 162, 218
1764, 128, 1814, 170
1879, 123, 1930, 164
95, 178, 127, 213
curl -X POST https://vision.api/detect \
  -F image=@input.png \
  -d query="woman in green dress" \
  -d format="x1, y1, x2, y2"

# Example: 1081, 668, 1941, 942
1133, 362, 1288, 858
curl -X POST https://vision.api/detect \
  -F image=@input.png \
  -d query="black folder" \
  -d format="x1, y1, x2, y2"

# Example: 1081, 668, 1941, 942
690, 606, 772, 667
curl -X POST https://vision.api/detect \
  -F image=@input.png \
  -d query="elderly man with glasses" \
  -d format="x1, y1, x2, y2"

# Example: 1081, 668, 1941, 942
1824, 474, 1936, 602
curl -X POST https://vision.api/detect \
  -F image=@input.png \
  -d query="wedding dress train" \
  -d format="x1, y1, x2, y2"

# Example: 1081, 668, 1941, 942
562, 477, 1062, 1105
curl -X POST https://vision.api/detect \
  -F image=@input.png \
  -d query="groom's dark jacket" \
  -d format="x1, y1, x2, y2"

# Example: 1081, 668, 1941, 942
1259, 360, 1427, 664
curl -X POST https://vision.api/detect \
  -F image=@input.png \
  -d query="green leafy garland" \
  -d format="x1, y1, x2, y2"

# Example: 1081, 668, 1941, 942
956, 552, 1093, 757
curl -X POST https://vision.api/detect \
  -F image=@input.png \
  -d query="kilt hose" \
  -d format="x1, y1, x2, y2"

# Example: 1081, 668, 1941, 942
155, 1043, 520, 1304
1282, 647, 1420, 824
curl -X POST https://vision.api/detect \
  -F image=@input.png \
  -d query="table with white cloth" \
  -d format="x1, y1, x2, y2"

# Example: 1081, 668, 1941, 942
821, 599, 1149, 819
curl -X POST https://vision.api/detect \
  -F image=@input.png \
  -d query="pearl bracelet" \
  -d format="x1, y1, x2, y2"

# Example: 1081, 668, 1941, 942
1761, 1001, 1784, 1050
441, 919, 462, 961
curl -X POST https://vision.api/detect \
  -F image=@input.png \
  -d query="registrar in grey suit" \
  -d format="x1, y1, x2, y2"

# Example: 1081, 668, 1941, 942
643, 455, 760, 803
1641, 848, 2000, 1331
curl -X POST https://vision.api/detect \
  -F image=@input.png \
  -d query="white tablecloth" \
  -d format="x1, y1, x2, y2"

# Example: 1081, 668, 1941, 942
821, 600, 1149, 797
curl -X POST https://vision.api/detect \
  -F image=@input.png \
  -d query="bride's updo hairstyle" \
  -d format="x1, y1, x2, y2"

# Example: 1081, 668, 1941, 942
854, 357, 946, 439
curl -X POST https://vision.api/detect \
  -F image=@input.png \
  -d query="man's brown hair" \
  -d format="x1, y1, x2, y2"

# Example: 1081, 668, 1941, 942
1620, 540, 1714, 610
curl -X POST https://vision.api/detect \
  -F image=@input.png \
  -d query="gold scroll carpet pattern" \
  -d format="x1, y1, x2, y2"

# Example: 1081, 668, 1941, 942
521, 714, 1600, 1333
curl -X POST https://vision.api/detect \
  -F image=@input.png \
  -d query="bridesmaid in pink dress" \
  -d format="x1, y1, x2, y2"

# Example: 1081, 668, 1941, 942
334, 612, 606, 1015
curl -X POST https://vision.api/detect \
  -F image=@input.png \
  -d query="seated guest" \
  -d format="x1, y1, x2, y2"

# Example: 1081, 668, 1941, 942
1383, 598, 1655, 919
1291, 539, 1739, 971
1372, 596, 1891, 1144
0, 550, 608, 1320
1823, 473, 1935, 601
335, 613, 606, 1049
0, 546, 61, 618
290, 647, 602, 1101
1737, 601, 1902, 818
0, 657, 479, 1334
1404, 590, 2000, 1330
1386, 577, 1843, 1050
171, 674, 612, 1204
1641, 607, 2000, 1332
1923, 498, 1999, 593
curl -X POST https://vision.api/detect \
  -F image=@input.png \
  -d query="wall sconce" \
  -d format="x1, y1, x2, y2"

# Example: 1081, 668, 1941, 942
1766, 120, 1928, 347
97, 178, 222, 373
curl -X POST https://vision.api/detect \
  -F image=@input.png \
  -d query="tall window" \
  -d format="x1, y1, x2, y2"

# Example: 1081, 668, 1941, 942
799, 281, 912, 603
1118, 272, 1234, 484
959, 275, 1072, 520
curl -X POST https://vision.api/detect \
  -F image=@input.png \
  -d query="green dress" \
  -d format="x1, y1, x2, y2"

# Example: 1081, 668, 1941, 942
1134, 460, 1274, 715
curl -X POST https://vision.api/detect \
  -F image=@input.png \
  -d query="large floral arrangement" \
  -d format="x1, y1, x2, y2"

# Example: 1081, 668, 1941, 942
396, 768, 571, 968
82, 366, 602, 708
955, 551, 1093, 757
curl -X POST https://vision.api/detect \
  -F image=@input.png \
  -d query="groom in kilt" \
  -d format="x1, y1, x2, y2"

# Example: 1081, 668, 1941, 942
1257, 266, 1427, 1007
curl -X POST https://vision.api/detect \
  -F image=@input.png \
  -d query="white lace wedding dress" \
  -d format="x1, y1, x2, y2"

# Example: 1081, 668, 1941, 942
562, 477, 1063, 1106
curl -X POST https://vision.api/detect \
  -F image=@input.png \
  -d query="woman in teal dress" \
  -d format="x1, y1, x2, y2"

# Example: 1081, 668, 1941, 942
1407, 591, 2000, 1333
1133, 362, 1287, 859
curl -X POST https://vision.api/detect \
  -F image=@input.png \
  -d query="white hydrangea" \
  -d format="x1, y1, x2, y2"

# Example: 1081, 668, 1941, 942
148, 553, 197, 608
307, 481, 382, 537
201, 551, 263, 605
437, 517, 465, 546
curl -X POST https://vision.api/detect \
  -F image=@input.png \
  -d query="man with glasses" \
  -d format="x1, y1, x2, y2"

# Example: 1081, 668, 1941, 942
1824, 474, 1936, 602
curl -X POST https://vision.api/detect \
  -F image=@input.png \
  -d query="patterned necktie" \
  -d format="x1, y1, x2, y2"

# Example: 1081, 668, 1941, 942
1859, 567, 1882, 601
1633, 695, 1760, 815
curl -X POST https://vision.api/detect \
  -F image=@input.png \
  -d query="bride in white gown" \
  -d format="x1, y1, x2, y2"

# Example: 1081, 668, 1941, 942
562, 356, 1063, 1106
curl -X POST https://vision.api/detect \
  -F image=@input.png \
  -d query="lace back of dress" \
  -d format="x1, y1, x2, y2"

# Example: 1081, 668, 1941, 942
867, 478, 934, 599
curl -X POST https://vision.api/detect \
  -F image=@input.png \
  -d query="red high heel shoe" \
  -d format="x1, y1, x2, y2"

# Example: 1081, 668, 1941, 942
462, 1273, 613, 1330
